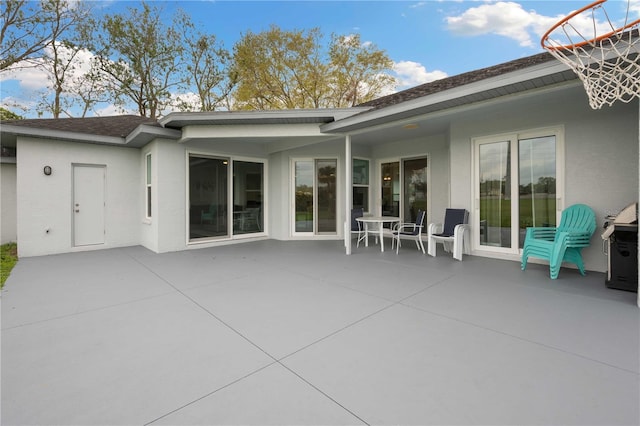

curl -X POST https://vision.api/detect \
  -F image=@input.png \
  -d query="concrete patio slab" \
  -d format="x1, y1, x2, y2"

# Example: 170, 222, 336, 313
2, 292, 273, 425
2, 240, 638, 425
1, 248, 175, 328
283, 303, 638, 425
403, 269, 640, 372
184, 269, 392, 359
122, 245, 273, 292
152, 363, 366, 425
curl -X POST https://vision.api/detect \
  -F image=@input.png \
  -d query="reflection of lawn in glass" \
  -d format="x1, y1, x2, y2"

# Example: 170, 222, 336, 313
480, 196, 556, 228
296, 212, 313, 221
296, 210, 336, 220
296, 208, 337, 233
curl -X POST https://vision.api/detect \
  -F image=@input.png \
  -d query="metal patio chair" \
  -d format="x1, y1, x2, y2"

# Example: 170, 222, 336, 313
350, 208, 366, 247
392, 210, 426, 254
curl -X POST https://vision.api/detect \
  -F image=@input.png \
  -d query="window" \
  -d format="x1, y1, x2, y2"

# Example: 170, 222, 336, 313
352, 158, 369, 211
145, 153, 152, 219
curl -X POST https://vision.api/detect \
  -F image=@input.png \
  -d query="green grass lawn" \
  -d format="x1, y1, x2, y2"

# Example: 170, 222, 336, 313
1, 242, 18, 289
480, 197, 556, 228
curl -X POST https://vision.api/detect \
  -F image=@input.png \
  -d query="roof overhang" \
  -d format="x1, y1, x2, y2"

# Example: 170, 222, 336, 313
0, 124, 125, 146
1, 123, 181, 148
125, 124, 181, 147
160, 108, 370, 129
160, 108, 370, 153
321, 60, 577, 134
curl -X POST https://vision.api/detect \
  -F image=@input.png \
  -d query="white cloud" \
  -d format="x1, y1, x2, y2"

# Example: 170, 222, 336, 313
93, 104, 123, 117
0, 43, 97, 90
539, 1, 640, 48
0, 96, 37, 116
394, 61, 447, 89
0, 62, 50, 90
445, 2, 557, 47
446, 1, 640, 48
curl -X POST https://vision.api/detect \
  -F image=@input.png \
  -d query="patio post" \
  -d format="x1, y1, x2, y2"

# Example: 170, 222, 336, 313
345, 134, 352, 255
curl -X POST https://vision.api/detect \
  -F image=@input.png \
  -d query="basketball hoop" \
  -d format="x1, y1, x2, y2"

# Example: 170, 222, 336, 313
541, 0, 640, 109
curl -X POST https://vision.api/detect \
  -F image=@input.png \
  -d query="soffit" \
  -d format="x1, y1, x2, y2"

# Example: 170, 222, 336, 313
323, 62, 578, 134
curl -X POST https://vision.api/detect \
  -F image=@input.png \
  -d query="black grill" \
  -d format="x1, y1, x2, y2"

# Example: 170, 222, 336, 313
602, 202, 638, 292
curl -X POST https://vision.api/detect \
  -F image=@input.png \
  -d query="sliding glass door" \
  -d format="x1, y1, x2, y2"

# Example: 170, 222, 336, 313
403, 158, 428, 222
189, 155, 229, 240
293, 159, 337, 235
233, 161, 264, 235
475, 128, 562, 253
381, 161, 400, 218
380, 157, 428, 223
316, 160, 337, 233
295, 161, 314, 233
189, 154, 265, 242
518, 136, 557, 246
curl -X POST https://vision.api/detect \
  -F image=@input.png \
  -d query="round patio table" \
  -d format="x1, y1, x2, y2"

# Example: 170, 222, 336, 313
355, 216, 401, 252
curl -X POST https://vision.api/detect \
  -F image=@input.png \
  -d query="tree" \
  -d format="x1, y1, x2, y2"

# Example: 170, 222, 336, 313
232, 26, 327, 110
231, 25, 395, 110
0, 0, 79, 71
35, 0, 92, 118
0, 107, 22, 120
328, 33, 396, 107
90, 3, 190, 119
36, 43, 111, 118
181, 32, 234, 111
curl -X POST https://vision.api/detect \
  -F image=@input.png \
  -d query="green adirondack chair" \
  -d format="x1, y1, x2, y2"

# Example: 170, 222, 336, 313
521, 204, 596, 279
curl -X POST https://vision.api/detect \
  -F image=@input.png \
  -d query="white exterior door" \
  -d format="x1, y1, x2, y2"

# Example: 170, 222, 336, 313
73, 164, 105, 246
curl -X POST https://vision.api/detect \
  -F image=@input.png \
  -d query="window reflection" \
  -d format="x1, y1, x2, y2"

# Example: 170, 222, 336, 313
189, 156, 228, 240
233, 161, 264, 235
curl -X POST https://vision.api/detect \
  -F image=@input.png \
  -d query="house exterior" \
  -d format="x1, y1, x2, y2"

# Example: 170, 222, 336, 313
1, 52, 638, 280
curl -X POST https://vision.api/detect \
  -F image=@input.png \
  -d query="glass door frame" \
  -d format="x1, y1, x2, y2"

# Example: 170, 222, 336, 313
376, 156, 431, 222
290, 157, 340, 236
472, 126, 565, 256
186, 151, 268, 245
186, 152, 232, 243
232, 156, 268, 239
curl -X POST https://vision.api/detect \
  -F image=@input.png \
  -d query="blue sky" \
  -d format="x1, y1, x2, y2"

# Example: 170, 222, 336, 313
2, 0, 639, 118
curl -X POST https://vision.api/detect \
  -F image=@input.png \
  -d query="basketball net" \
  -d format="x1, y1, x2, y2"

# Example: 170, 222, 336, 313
541, 0, 640, 109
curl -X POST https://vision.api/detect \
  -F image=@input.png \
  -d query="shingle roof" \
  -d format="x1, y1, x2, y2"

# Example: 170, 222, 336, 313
1, 52, 561, 139
358, 52, 555, 111
0, 115, 159, 138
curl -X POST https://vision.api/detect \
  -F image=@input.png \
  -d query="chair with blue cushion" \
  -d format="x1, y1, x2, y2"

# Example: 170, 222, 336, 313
392, 210, 426, 254
427, 209, 469, 261
521, 203, 596, 279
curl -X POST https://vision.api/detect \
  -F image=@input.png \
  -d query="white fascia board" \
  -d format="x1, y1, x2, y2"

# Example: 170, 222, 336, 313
159, 108, 370, 128
179, 123, 325, 142
322, 60, 570, 133
1, 124, 124, 145
125, 124, 181, 147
